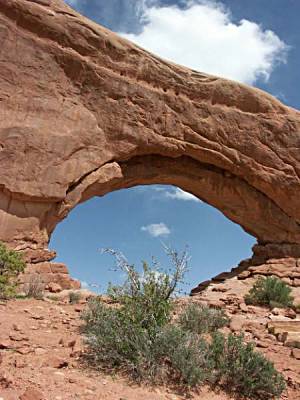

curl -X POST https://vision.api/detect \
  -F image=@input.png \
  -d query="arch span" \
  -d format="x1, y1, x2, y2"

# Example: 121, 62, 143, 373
0, 0, 300, 289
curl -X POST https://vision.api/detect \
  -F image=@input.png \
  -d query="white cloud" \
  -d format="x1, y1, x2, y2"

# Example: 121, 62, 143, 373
164, 188, 200, 202
80, 281, 89, 289
141, 222, 171, 237
122, 0, 288, 84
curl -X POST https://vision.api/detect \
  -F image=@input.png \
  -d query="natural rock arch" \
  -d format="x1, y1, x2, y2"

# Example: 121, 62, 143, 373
0, 0, 300, 290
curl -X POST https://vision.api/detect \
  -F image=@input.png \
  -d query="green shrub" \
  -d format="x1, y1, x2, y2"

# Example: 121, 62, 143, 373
82, 247, 191, 382
69, 291, 81, 304
82, 299, 148, 377
82, 300, 212, 385
209, 332, 286, 399
0, 242, 26, 299
153, 325, 212, 386
178, 303, 229, 334
244, 276, 294, 308
81, 248, 285, 398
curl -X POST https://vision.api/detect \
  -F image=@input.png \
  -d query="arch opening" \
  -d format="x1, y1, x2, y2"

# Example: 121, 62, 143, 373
49, 184, 256, 294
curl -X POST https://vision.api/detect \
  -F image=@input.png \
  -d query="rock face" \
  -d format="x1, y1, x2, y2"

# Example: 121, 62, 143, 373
0, 0, 300, 283
191, 246, 300, 295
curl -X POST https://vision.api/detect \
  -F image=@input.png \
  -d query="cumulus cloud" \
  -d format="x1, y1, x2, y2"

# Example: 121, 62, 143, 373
65, 0, 287, 84
65, 0, 152, 34
164, 188, 200, 202
141, 223, 171, 237
122, 0, 288, 84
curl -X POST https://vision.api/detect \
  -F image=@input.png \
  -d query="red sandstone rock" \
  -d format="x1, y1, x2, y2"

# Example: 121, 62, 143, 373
50, 263, 69, 274
14, 358, 27, 368
192, 257, 300, 295
43, 355, 68, 369
69, 339, 83, 358
0, 373, 13, 388
20, 261, 79, 292
47, 283, 62, 293
0, 0, 299, 282
20, 388, 45, 400
16, 346, 32, 355
291, 348, 300, 360
239, 302, 248, 312
285, 333, 300, 349
229, 315, 246, 332
0, 340, 11, 349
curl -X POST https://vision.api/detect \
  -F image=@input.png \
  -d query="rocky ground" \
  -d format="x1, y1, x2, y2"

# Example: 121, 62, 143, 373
187, 277, 300, 399
0, 278, 299, 400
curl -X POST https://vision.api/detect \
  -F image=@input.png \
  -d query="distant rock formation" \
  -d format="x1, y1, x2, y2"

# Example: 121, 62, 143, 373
191, 244, 300, 295
0, 0, 300, 290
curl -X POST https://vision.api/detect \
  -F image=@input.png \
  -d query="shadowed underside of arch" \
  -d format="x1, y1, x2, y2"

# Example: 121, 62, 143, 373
0, 0, 300, 291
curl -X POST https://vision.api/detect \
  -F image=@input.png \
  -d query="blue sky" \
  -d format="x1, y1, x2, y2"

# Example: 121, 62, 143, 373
51, 0, 300, 293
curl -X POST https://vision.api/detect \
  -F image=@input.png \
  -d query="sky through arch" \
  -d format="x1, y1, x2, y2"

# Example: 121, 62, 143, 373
50, 185, 256, 293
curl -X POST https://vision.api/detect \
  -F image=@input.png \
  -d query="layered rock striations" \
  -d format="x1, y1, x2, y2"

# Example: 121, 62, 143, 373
0, 0, 300, 289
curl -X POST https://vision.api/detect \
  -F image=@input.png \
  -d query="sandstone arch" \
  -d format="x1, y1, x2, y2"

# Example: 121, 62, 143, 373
0, 0, 300, 290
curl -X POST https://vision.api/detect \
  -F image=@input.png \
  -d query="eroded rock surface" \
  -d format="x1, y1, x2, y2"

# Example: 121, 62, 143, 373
0, 0, 300, 283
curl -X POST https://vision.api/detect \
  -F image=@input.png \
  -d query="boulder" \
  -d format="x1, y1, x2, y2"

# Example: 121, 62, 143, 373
230, 315, 246, 332
46, 283, 62, 294
284, 332, 300, 349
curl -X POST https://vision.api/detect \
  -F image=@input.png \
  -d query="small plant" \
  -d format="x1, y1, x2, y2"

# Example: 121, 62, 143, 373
69, 291, 81, 304
178, 303, 229, 334
0, 242, 26, 299
47, 295, 59, 302
244, 276, 294, 308
24, 274, 44, 299
209, 332, 286, 399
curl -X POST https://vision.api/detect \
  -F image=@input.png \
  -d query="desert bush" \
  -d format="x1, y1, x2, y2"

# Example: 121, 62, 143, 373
69, 291, 81, 304
104, 247, 188, 335
153, 324, 212, 386
82, 299, 147, 375
209, 332, 286, 399
244, 276, 294, 308
82, 299, 212, 385
178, 303, 229, 334
82, 247, 191, 382
81, 248, 286, 398
24, 274, 44, 299
0, 242, 26, 299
